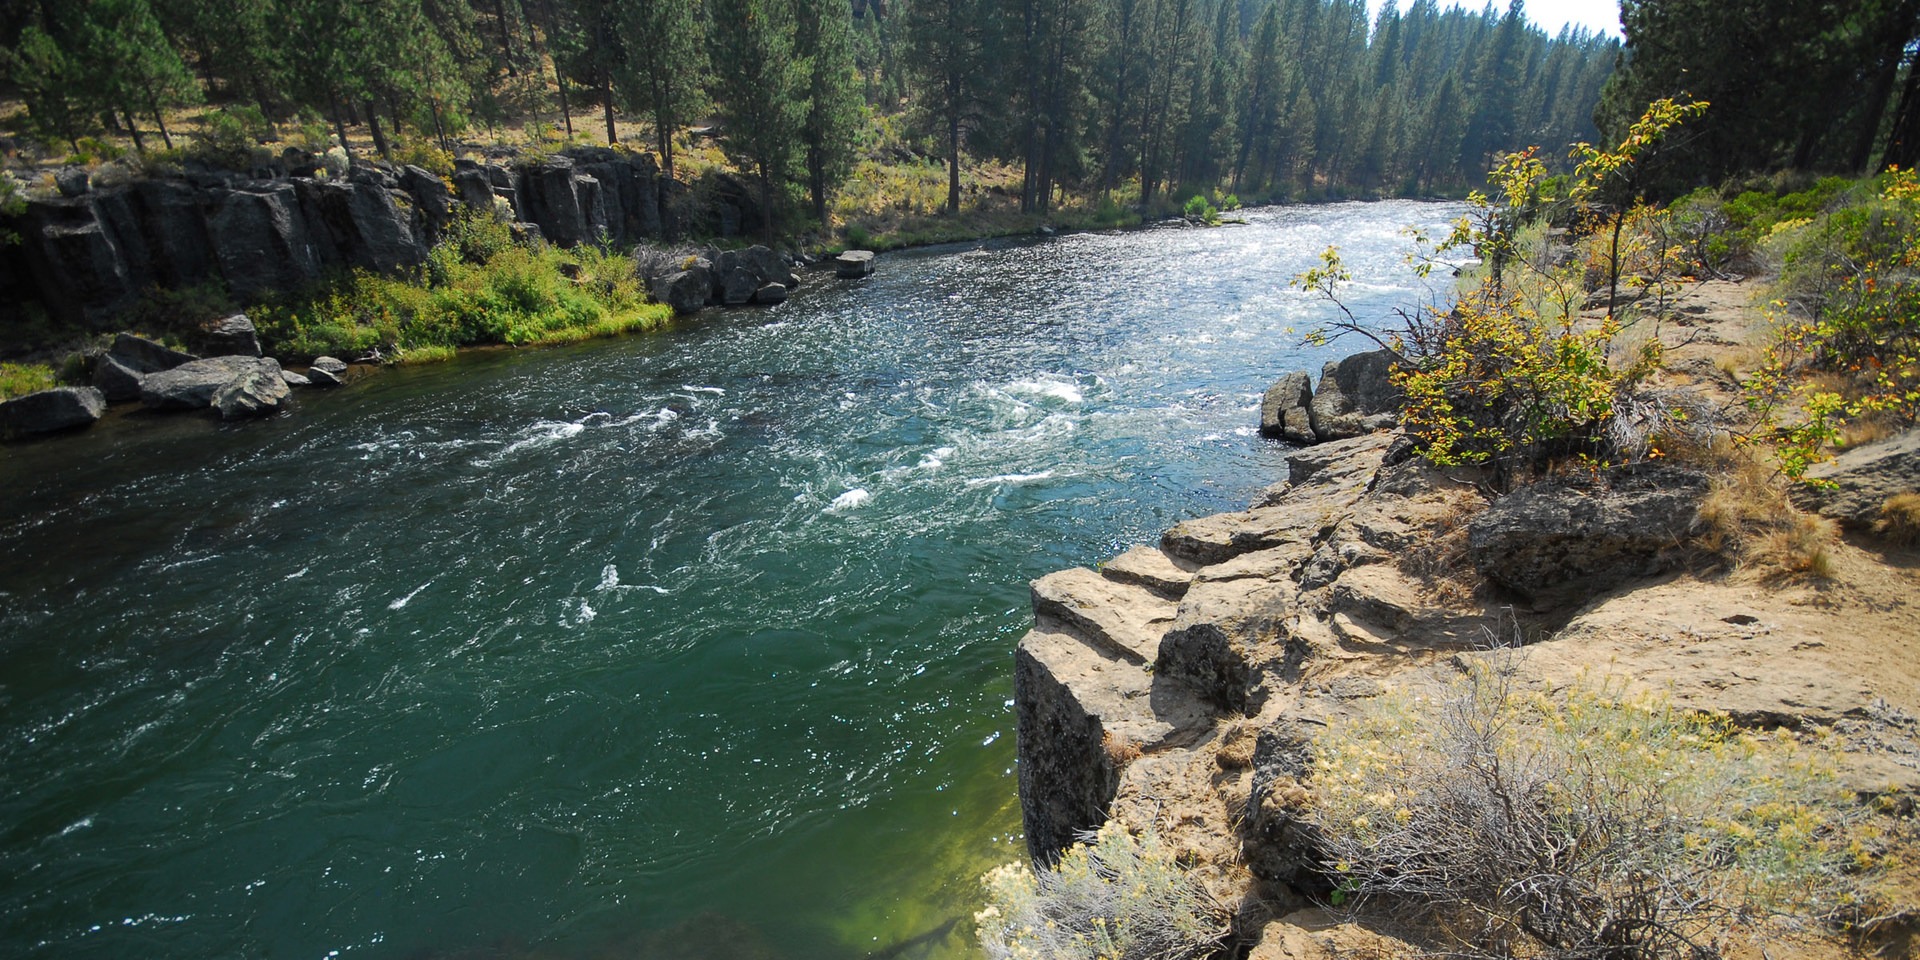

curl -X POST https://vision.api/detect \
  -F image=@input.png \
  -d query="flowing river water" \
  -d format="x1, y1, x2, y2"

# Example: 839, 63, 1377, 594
0, 201, 1459, 960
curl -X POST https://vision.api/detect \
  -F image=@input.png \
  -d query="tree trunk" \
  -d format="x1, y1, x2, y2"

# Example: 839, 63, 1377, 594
604, 75, 618, 144
147, 90, 174, 150
495, 0, 518, 73
947, 105, 961, 214
122, 106, 146, 154
331, 92, 350, 152
1885, 51, 1920, 169
368, 105, 390, 158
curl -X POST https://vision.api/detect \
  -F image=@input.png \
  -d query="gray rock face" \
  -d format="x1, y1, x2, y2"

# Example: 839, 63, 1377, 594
213, 357, 290, 419
140, 355, 282, 410
652, 268, 712, 314
310, 356, 348, 375
719, 267, 758, 306
754, 282, 789, 304
0, 387, 105, 437
92, 355, 146, 401
209, 183, 323, 301
517, 158, 608, 247
55, 166, 90, 197
1790, 431, 1920, 528
201, 313, 262, 357
1259, 371, 1315, 444
835, 249, 875, 278
282, 369, 312, 387
1309, 349, 1403, 441
1467, 465, 1709, 607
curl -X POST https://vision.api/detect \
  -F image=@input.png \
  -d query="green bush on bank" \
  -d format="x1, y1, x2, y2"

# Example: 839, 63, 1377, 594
0, 362, 58, 401
253, 213, 671, 363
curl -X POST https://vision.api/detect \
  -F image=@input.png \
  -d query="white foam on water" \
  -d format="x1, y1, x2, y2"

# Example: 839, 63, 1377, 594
388, 580, 433, 610
497, 420, 586, 458
1005, 376, 1084, 404
682, 385, 726, 395
964, 470, 1055, 488
595, 564, 669, 594
827, 489, 872, 512
918, 446, 957, 470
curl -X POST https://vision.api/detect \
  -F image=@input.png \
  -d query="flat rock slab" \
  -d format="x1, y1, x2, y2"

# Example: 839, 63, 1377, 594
1101, 545, 1198, 599
1032, 568, 1177, 664
214, 357, 290, 419
0, 387, 105, 437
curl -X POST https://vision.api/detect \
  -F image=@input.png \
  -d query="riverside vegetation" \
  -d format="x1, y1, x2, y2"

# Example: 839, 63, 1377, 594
981, 94, 1920, 960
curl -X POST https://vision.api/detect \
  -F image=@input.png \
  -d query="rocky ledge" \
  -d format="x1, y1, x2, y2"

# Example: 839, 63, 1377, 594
1013, 423, 1920, 953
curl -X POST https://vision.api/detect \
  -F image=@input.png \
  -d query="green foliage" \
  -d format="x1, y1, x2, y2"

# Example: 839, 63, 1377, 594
1302, 100, 1703, 483
975, 822, 1229, 960
0, 362, 59, 401
1312, 665, 1886, 958
1745, 168, 1920, 479
253, 212, 670, 361
192, 106, 273, 170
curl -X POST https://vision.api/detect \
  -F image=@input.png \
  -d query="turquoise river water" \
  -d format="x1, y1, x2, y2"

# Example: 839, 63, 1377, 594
0, 201, 1458, 960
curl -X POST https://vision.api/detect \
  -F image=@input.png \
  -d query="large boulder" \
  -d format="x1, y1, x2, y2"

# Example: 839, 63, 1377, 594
652, 263, 713, 314
213, 357, 290, 419
199, 314, 262, 357
1259, 371, 1316, 444
1308, 349, 1402, 441
718, 266, 758, 306
140, 355, 283, 410
1789, 430, 1920, 528
0, 387, 106, 437
1467, 465, 1709, 607
754, 282, 789, 305
94, 334, 199, 401
307, 356, 348, 388
835, 249, 875, 278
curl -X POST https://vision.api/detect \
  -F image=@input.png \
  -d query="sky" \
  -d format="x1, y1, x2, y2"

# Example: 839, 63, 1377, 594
1366, 0, 1624, 38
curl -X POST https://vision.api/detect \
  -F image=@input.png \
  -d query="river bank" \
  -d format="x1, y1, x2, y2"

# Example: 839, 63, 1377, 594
1007, 275, 1920, 958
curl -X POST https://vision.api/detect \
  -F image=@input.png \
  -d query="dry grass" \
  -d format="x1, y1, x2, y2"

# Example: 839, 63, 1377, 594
1398, 491, 1484, 605
1878, 493, 1920, 547
1103, 730, 1143, 767
1696, 446, 1838, 581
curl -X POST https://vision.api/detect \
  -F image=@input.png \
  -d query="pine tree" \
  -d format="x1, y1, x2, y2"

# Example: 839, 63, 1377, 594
904, 0, 991, 211
796, 0, 864, 224
708, 0, 806, 237
620, 0, 708, 181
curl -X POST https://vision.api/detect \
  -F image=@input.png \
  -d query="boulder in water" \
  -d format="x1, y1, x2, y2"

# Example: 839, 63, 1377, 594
213, 357, 291, 419
835, 249, 875, 278
0, 386, 106, 437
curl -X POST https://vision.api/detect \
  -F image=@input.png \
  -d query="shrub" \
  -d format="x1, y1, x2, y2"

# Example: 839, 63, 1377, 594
1744, 169, 1920, 480
1312, 666, 1884, 959
976, 823, 1229, 960
192, 106, 272, 170
1300, 101, 1700, 487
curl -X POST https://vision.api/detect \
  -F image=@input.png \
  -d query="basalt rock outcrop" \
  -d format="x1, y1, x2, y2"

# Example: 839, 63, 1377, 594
1258, 350, 1402, 445
1, 148, 769, 329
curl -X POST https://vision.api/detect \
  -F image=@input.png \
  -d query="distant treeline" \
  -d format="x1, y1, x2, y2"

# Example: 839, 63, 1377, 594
0, 0, 1618, 227
1600, 0, 1920, 194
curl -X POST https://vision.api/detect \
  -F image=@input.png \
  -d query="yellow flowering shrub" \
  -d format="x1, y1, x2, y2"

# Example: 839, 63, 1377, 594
976, 822, 1228, 960
1310, 666, 1886, 958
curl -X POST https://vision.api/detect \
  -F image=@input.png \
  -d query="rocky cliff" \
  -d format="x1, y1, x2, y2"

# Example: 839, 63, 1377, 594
1, 148, 768, 330
1014, 411, 1920, 953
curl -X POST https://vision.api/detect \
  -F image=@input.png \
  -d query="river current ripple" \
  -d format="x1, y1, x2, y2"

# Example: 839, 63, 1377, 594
0, 201, 1459, 960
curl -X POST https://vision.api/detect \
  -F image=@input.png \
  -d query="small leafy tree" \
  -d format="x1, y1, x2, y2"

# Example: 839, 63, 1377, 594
1298, 99, 1706, 486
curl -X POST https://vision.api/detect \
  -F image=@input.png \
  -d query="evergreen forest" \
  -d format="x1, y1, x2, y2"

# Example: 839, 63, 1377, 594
2, 0, 1623, 227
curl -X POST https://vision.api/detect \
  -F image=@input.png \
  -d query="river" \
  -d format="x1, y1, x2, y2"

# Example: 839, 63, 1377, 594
0, 201, 1458, 960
